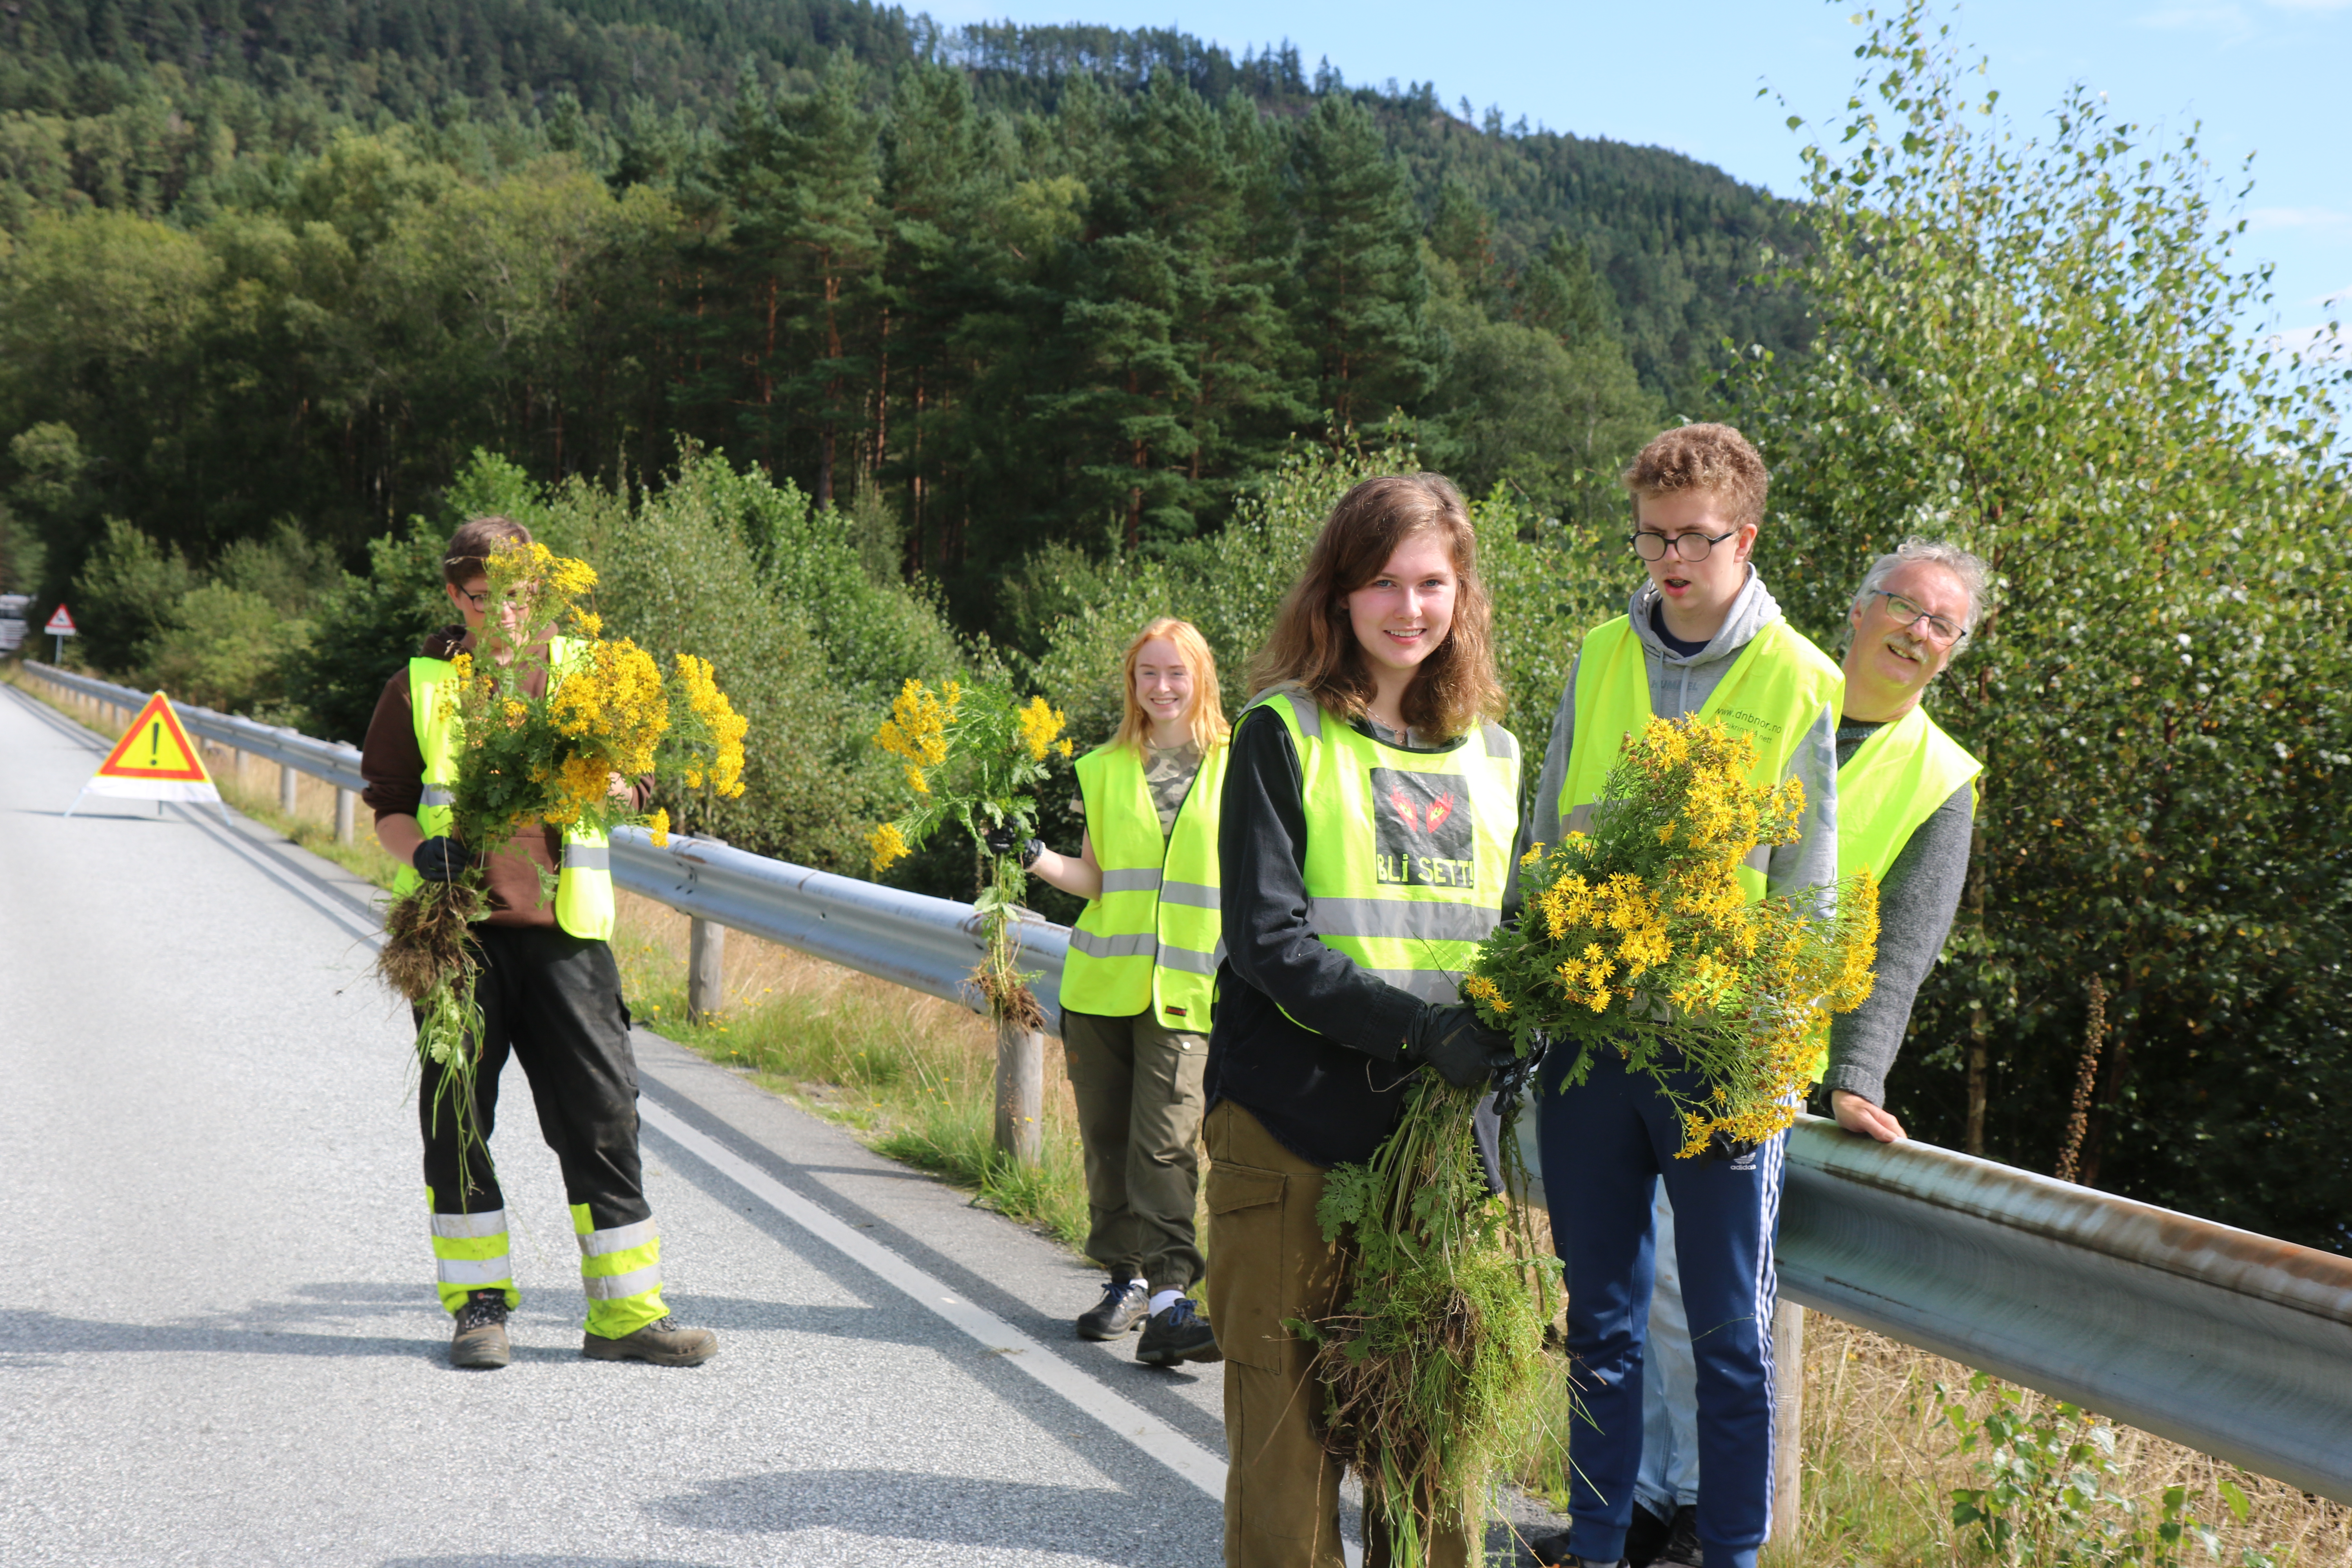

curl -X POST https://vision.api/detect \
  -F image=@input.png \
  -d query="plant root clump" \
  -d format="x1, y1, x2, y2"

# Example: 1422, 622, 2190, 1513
377, 881, 483, 1003
1304, 1082, 1559, 1563
972, 967, 1046, 1032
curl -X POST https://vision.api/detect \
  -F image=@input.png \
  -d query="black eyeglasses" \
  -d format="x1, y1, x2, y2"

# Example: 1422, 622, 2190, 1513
1630, 527, 1739, 562
1865, 589, 1968, 647
455, 587, 492, 611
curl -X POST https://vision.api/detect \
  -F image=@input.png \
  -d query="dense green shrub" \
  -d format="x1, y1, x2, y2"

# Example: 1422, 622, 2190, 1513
1735, 6, 2352, 1247
1022, 436, 1622, 788
285, 445, 965, 875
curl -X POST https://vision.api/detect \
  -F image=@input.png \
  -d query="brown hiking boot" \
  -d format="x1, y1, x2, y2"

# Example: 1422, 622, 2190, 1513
449, 1290, 511, 1370
581, 1316, 717, 1367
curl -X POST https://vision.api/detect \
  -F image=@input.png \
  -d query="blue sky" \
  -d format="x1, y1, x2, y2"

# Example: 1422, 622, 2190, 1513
922, 0, 2350, 353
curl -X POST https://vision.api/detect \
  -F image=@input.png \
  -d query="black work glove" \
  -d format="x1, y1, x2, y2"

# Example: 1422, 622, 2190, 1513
412, 836, 470, 883
1403, 1002, 1516, 1090
983, 825, 1045, 868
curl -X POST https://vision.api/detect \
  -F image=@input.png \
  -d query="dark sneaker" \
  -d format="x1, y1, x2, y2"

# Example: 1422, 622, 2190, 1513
449, 1289, 510, 1370
1652, 1506, 1702, 1568
581, 1316, 717, 1367
1523, 1534, 1624, 1568
1076, 1279, 1150, 1341
1135, 1297, 1221, 1366
1626, 1500, 1675, 1568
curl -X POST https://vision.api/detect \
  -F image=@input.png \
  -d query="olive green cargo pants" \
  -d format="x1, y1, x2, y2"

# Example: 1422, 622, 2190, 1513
1061, 1007, 1208, 1292
1203, 1100, 1477, 1568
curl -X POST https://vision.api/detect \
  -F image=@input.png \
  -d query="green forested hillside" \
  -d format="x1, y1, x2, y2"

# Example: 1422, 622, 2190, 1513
0, 2, 1800, 639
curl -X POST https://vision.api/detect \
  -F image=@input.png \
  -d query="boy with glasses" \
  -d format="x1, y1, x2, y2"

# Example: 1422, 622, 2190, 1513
1596, 539, 1988, 1566
1516, 425, 1842, 1568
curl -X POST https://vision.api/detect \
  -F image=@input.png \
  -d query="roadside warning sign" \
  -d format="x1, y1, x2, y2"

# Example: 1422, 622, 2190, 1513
63, 691, 227, 820
43, 603, 76, 661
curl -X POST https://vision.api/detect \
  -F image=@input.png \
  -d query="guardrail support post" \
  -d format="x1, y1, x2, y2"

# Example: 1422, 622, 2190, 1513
1770, 1300, 1805, 1547
687, 918, 726, 1026
278, 760, 298, 816
334, 788, 356, 846
994, 1018, 1044, 1168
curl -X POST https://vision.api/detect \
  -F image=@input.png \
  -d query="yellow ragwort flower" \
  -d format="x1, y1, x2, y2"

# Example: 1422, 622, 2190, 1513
1016, 695, 1067, 762
867, 820, 912, 875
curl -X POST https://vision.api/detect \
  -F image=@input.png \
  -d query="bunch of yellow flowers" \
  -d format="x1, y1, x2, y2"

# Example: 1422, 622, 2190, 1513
866, 677, 1071, 876
432, 539, 751, 858
1464, 715, 1878, 1156
864, 675, 1075, 1028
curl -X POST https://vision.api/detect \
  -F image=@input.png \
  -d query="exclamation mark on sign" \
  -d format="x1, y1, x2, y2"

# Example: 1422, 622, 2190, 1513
149, 721, 161, 767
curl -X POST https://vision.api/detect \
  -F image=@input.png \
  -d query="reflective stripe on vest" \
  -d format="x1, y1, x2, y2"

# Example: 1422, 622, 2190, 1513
1837, 706, 1982, 884
1252, 690, 1520, 1018
390, 638, 617, 940
1061, 739, 1231, 1031
1558, 617, 1842, 903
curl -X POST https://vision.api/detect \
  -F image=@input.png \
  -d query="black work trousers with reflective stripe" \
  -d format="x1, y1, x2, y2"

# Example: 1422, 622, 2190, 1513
418, 924, 651, 1231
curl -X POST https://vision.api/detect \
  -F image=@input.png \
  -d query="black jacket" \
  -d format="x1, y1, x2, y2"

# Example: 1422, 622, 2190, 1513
1203, 702, 1477, 1168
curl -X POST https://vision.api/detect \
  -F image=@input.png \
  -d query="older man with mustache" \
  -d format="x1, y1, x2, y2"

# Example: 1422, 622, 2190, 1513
1602, 537, 1989, 1568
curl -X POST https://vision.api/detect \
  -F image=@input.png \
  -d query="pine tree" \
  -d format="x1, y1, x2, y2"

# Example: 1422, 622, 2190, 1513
1292, 94, 1436, 429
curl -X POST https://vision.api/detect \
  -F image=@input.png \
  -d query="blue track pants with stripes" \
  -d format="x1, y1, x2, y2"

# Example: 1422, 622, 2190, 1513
1536, 1050, 1786, 1568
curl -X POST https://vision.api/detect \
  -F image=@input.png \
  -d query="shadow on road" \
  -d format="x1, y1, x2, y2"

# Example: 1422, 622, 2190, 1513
644, 1466, 1216, 1561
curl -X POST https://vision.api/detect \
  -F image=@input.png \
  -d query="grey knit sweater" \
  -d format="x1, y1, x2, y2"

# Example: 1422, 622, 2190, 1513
1822, 731, 1974, 1108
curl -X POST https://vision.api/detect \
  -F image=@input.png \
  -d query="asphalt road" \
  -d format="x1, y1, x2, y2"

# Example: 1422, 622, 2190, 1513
0, 682, 1567, 1566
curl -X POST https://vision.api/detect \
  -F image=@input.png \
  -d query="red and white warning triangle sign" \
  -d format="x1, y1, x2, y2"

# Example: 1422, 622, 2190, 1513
44, 604, 75, 635
65, 691, 226, 817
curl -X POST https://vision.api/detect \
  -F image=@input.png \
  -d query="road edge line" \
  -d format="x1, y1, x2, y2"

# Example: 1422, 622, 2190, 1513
636, 1094, 1228, 1504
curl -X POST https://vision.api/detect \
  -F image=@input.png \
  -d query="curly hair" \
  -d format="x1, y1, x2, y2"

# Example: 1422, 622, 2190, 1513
1247, 473, 1504, 742
1620, 423, 1769, 531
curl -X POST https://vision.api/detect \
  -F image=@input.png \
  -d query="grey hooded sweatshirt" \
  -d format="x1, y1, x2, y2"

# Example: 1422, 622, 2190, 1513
1513, 568, 1841, 911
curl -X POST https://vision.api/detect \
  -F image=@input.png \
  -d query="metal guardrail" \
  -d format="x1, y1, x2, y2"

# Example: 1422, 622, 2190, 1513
24, 661, 366, 791
1779, 1120, 2352, 1503
17, 656, 2350, 1501
607, 826, 1070, 1036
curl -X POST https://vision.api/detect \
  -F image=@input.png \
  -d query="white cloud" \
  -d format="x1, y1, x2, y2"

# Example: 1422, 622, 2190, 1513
2266, 322, 2351, 363
2247, 206, 2352, 232
2262, 0, 2352, 13
2136, 3, 2252, 34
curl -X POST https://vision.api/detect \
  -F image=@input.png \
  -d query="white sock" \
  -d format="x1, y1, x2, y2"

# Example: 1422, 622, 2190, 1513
1149, 1288, 1184, 1316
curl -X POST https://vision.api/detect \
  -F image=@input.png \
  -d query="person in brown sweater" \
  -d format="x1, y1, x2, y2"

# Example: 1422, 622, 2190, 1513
361, 516, 717, 1371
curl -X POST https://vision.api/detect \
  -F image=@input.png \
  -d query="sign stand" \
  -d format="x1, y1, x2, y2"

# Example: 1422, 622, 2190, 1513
64, 690, 228, 824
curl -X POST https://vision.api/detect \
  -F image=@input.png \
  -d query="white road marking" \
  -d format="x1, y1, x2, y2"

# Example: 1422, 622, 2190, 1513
638, 1096, 1229, 1502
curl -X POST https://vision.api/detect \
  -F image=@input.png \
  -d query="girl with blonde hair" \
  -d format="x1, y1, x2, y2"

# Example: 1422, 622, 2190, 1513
1200, 472, 1523, 1566
994, 616, 1232, 1365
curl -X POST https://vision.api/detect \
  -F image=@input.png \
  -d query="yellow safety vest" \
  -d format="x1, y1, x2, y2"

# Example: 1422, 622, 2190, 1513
1837, 705, 1982, 884
1558, 616, 1843, 902
1062, 740, 1231, 1030
1254, 689, 1521, 1010
390, 635, 617, 941
1802, 704, 1982, 1083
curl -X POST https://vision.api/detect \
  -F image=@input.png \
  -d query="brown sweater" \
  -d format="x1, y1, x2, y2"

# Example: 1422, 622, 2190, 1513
360, 626, 644, 928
